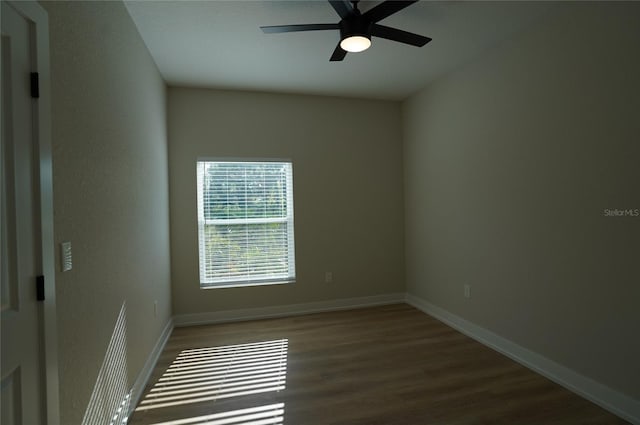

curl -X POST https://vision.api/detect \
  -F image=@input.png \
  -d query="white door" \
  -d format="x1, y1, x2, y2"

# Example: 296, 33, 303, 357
1, 2, 45, 424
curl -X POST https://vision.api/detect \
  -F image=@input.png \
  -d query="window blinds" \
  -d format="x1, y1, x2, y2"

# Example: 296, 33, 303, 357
196, 161, 296, 287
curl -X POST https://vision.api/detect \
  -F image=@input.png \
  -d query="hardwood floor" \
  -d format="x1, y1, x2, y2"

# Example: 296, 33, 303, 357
129, 304, 628, 425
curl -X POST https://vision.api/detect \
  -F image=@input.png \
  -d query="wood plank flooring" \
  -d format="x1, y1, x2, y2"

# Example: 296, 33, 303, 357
129, 304, 629, 425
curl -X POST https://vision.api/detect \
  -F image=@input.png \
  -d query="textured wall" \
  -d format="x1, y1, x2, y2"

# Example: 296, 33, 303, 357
168, 88, 404, 315
403, 2, 640, 400
42, 2, 172, 423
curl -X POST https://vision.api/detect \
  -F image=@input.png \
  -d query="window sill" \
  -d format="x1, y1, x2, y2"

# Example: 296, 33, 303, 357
200, 279, 295, 290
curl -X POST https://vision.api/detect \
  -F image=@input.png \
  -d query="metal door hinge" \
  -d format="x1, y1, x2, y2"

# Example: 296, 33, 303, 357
36, 275, 45, 301
30, 72, 39, 98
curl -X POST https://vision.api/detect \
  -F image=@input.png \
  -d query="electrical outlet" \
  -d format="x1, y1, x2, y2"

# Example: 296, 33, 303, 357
325, 271, 333, 283
464, 284, 471, 299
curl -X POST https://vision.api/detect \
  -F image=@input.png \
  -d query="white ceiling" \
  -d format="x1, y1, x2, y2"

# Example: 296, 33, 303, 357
124, 1, 555, 100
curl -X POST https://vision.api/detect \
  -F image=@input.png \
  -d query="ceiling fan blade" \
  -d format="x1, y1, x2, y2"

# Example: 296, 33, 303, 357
330, 44, 347, 61
328, 0, 352, 19
371, 24, 431, 47
261, 23, 339, 34
362, 1, 418, 23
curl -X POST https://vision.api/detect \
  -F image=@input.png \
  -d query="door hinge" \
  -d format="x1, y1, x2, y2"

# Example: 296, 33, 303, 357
30, 72, 39, 98
36, 275, 45, 301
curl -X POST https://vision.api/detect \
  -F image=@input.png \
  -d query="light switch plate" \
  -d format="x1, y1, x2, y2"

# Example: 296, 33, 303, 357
61, 242, 72, 272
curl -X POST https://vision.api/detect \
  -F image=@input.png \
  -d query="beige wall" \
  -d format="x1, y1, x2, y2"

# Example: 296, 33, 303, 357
168, 88, 404, 315
403, 2, 640, 400
43, 2, 172, 423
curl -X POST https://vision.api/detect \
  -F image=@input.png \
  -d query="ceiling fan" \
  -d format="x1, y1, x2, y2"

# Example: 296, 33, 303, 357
260, 0, 432, 61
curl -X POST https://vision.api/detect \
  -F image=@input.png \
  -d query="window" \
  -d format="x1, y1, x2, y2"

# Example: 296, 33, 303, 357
196, 160, 296, 287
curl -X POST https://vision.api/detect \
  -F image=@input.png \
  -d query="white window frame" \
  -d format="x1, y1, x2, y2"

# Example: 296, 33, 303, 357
196, 159, 296, 288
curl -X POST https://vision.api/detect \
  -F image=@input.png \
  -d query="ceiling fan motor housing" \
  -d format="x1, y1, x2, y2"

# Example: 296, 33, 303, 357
339, 16, 372, 42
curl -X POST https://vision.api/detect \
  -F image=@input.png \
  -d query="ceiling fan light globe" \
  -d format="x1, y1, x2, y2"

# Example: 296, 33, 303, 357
340, 35, 371, 53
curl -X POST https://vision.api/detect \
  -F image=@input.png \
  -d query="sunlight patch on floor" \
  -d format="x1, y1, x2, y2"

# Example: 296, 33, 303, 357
135, 339, 288, 412
148, 403, 285, 425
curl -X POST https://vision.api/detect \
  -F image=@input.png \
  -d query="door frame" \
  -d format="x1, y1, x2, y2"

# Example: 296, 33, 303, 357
5, 2, 59, 423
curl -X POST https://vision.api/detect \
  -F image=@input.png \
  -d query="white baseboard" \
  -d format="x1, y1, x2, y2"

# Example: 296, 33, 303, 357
173, 293, 406, 327
128, 317, 174, 415
405, 293, 640, 425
